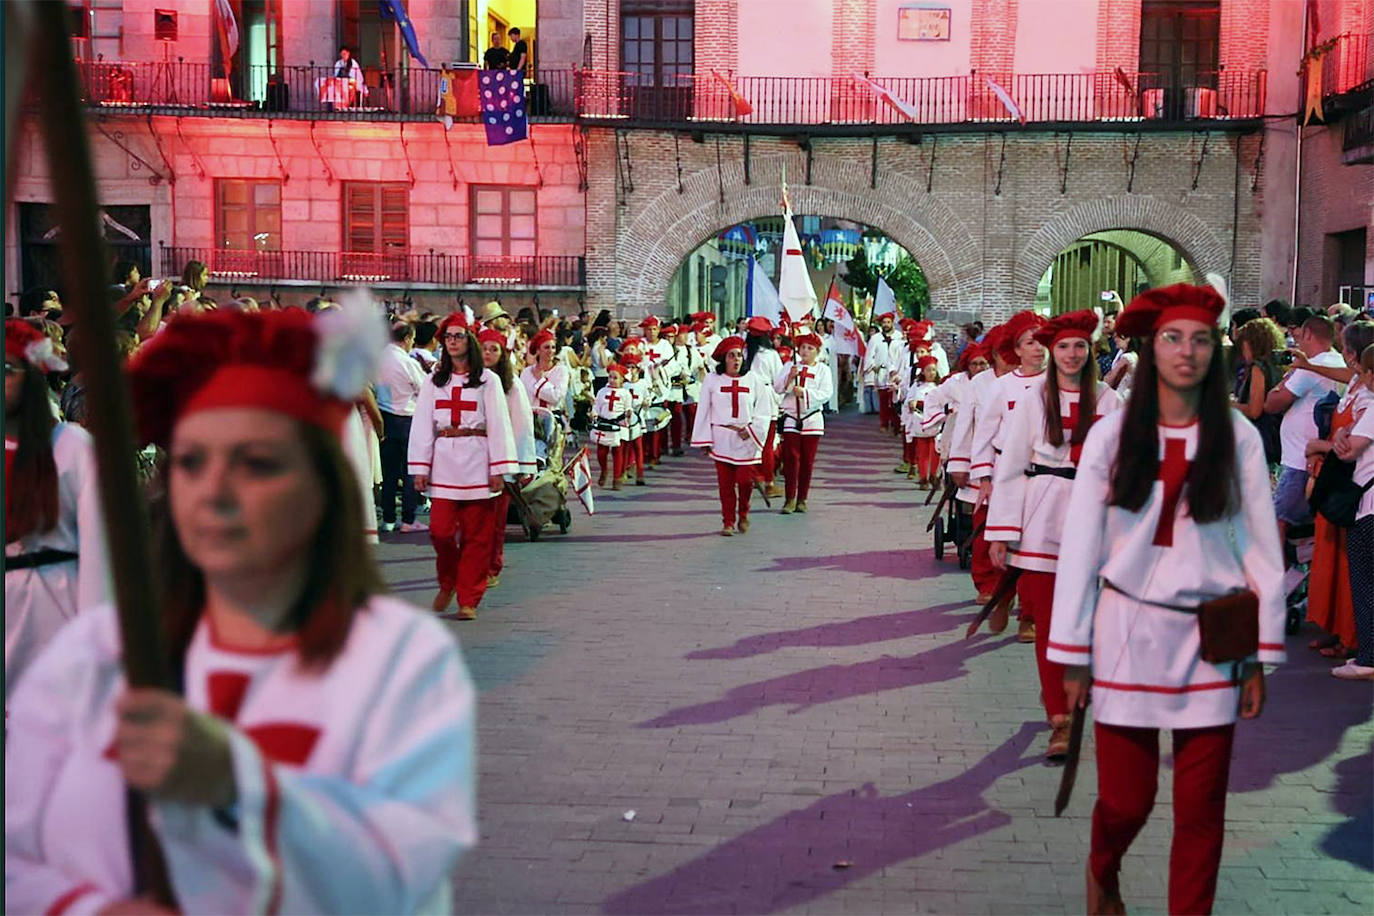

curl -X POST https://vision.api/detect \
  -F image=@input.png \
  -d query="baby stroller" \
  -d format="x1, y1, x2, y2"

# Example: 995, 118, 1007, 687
929, 474, 974, 570
507, 406, 573, 540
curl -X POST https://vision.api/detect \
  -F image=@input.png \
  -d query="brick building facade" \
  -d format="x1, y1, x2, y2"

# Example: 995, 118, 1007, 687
7, 0, 1372, 321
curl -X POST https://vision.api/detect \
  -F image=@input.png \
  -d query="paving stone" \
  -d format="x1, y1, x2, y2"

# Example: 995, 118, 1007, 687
375, 411, 1374, 914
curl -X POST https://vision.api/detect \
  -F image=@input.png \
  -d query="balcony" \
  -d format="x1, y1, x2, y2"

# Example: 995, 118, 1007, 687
1321, 32, 1372, 99
75, 60, 577, 122
161, 247, 586, 290
573, 69, 1268, 132
1343, 104, 1374, 164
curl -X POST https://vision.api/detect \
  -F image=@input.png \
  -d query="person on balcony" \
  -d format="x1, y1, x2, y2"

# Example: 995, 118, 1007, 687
508, 28, 528, 76
319, 46, 367, 109
483, 32, 508, 70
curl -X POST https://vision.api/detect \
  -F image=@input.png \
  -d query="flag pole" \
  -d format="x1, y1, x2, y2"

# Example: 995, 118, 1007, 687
29, 3, 177, 905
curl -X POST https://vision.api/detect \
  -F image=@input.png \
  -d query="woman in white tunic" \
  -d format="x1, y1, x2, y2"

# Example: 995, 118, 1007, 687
479, 328, 537, 590
1049, 285, 1284, 915
773, 331, 834, 514
520, 329, 570, 458
4, 319, 110, 701
692, 336, 772, 536
409, 314, 519, 621
985, 310, 1120, 759
7, 307, 476, 915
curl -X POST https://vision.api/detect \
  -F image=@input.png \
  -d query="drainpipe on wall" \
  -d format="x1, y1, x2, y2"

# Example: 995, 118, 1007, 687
1291, 10, 1308, 305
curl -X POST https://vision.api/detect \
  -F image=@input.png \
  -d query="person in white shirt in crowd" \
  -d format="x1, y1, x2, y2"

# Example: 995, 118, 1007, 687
1263, 314, 1347, 546
374, 321, 429, 533
410, 318, 440, 372
6, 307, 476, 915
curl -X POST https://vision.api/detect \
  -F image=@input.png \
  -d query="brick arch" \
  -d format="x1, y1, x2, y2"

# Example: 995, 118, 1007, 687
616, 152, 982, 314
1012, 195, 1229, 303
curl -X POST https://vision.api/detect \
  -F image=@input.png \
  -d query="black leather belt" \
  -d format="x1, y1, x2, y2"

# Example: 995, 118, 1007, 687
5, 548, 79, 571
1026, 463, 1076, 480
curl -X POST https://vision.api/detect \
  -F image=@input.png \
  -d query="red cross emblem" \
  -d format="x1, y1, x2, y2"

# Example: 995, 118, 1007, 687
721, 379, 750, 418
437, 391, 479, 427
605, 389, 621, 412
1152, 437, 1192, 547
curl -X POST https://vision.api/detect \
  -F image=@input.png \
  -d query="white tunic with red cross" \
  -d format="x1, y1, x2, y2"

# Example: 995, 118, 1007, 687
969, 368, 1044, 484
519, 363, 569, 414
691, 371, 772, 465
1047, 410, 1287, 729
773, 361, 834, 436
590, 384, 631, 447
947, 367, 1003, 503
898, 378, 942, 440
925, 372, 968, 460
985, 377, 1120, 573
408, 368, 519, 501
4, 597, 476, 914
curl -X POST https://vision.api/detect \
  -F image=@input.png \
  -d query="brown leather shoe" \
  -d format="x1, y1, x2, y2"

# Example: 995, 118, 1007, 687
486, 574, 501, 589
612, 479, 623, 491
988, 596, 1011, 634
1018, 618, 1036, 643
456, 606, 477, 621
794, 500, 807, 513
432, 589, 454, 614
780, 499, 796, 514
1047, 715, 1072, 760
765, 482, 784, 499
738, 517, 750, 533
720, 525, 735, 537
1086, 864, 1126, 915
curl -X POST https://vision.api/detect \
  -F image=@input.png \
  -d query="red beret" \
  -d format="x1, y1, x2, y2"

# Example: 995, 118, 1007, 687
744, 316, 773, 335
1034, 309, 1100, 347
607, 362, 627, 377
1000, 311, 1048, 362
618, 351, 643, 366
1115, 284, 1226, 338
477, 328, 508, 349
5, 319, 66, 373
128, 310, 354, 447
638, 315, 661, 328
712, 335, 746, 360
439, 312, 471, 335
528, 329, 555, 354
956, 341, 986, 371
916, 355, 939, 370
777, 345, 795, 364
793, 331, 823, 350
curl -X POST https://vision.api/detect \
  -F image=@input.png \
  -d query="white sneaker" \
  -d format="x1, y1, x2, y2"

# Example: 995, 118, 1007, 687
400, 521, 429, 533
380, 522, 398, 533
1330, 660, 1374, 681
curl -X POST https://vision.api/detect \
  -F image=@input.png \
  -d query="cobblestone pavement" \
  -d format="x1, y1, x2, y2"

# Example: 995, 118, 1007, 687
377, 410, 1373, 915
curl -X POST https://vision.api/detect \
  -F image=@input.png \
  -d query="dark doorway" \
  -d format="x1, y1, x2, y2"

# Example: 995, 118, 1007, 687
1138, 0, 1220, 120
621, 0, 693, 120
18, 203, 151, 294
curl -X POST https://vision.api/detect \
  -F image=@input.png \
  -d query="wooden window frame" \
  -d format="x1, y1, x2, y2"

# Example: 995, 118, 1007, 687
214, 178, 283, 251
342, 181, 409, 255
469, 184, 538, 259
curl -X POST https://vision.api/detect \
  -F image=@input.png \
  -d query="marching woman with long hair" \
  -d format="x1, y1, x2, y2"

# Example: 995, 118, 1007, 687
986, 310, 1120, 760
7, 306, 476, 913
693, 336, 772, 536
410, 314, 519, 621
4, 319, 110, 700
520, 329, 569, 460
774, 331, 834, 515
1049, 285, 1285, 915
479, 327, 537, 589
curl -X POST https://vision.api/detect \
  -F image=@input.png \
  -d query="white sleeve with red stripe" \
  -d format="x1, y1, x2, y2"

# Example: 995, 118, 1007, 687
1232, 415, 1287, 665
747, 381, 772, 449
482, 370, 520, 477
985, 384, 1036, 545
968, 378, 1004, 483
154, 618, 477, 914
1046, 417, 1115, 667
690, 377, 715, 448
944, 379, 977, 474
406, 379, 437, 477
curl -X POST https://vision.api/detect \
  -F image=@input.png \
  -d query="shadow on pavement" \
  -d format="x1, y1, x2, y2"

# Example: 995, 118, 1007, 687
686, 601, 974, 660
760, 549, 945, 583
640, 636, 1006, 729
1319, 745, 1374, 873
602, 722, 1041, 915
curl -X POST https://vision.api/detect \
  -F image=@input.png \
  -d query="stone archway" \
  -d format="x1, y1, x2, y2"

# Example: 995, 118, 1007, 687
1013, 195, 1230, 304
615, 151, 983, 314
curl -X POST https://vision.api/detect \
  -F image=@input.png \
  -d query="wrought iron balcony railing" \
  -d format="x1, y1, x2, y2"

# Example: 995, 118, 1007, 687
573, 68, 1268, 127
1322, 32, 1372, 98
74, 60, 577, 122
161, 247, 585, 289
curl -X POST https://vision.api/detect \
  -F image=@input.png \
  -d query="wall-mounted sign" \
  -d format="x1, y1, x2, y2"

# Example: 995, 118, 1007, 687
898, 4, 951, 41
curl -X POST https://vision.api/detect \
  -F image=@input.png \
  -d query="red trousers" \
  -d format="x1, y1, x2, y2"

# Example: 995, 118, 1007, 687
429, 497, 497, 609
780, 432, 821, 502
902, 438, 915, 465
970, 503, 999, 595
489, 489, 511, 577
1017, 570, 1067, 717
644, 427, 660, 464
878, 388, 898, 430
914, 437, 939, 479
627, 437, 645, 480
668, 403, 684, 451
754, 420, 778, 483
714, 460, 755, 526
1092, 722, 1235, 915
683, 402, 697, 436
596, 444, 626, 483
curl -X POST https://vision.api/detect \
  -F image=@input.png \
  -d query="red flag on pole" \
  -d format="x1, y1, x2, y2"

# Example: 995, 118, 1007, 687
711, 69, 753, 118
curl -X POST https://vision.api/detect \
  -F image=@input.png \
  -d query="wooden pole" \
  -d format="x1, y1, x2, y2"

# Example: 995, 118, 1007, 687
29, 3, 176, 905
